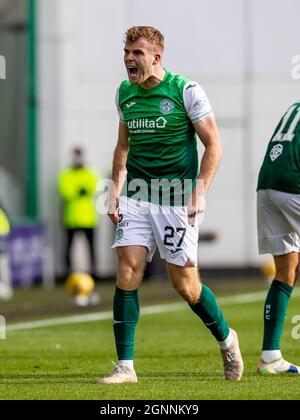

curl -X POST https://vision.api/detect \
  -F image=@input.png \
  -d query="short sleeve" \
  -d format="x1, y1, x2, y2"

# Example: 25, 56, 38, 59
183, 82, 212, 123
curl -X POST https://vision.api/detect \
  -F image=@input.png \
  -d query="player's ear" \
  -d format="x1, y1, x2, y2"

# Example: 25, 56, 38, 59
153, 53, 161, 65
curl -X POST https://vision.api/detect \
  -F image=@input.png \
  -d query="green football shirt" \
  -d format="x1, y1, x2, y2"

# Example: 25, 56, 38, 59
257, 102, 300, 194
115, 70, 212, 205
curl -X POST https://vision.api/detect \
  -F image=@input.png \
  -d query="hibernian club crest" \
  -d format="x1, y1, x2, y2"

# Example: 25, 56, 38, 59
160, 99, 175, 115
115, 228, 124, 241
270, 144, 283, 162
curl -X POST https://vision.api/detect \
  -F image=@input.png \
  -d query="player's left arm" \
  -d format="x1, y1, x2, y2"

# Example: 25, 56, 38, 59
194, 114, 222, 194
183, 82, 222, 220
187, 116, 222, 221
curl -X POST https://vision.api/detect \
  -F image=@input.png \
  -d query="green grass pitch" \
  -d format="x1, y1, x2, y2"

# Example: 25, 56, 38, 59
1, 293, 300, 400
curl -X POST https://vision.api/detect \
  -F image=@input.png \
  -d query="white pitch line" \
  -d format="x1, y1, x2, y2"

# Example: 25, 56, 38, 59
6, 288, 300, 333
6, 303, 185, 333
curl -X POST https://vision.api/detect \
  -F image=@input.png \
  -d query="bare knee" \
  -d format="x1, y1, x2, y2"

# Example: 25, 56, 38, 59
167, 264, 201, 305
118, 259, 143, 289
117, 249, 146, 290
295, 263, 300, 285
275, 253, 299, 286
275, 263, 296, 285
173, 281, 201, 305
293, 264, 300, 286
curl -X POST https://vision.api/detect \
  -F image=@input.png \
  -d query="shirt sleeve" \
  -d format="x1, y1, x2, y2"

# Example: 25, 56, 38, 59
183, 82, 212, 123
115, 87, 124, 122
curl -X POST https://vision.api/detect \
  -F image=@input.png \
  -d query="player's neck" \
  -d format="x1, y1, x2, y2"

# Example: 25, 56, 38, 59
140, 67, 166, 89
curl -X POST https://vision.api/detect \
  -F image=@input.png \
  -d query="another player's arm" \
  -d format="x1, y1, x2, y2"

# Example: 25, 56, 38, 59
109, 122, 129, 225
188, 115, 222, 219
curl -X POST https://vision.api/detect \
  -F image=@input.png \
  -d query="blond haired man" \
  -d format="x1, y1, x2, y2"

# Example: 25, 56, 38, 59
99, 26, 243, 384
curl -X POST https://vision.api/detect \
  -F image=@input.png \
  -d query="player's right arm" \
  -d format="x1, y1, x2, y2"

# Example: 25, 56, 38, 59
108, 121, 129, 225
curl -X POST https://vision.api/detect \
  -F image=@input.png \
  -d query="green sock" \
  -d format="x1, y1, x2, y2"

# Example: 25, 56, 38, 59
263, 279, 293, 350
189, 284, 229, 341
113, 287, 140, 360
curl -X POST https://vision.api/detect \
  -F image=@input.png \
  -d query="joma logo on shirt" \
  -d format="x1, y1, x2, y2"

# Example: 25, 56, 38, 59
127, 117, 167, 131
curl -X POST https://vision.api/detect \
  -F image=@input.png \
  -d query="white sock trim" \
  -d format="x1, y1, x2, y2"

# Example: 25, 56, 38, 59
218, 330, 235, 350
118, 360, 134, 371
261, 350, 282, 363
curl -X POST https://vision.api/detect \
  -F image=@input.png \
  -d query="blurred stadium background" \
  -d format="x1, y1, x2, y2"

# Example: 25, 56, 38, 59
0, 0, 299, 314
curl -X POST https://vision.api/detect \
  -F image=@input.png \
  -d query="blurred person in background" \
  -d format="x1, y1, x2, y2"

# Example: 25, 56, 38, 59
0, 202, 13, 300
58, 147, 100, 279
99, 26, 244, 384
257, 101, 300, 374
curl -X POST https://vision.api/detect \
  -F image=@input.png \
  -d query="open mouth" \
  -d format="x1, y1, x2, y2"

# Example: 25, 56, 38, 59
128, 67, 138, 76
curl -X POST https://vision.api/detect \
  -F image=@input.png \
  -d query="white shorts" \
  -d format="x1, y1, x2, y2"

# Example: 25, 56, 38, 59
257, 189, 300, 255
111, 196, 203, 267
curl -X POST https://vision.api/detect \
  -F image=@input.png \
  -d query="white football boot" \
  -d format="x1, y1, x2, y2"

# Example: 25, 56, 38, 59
220, 329, 244, 380
98, 362, 138, 384
257, 358, 300, 374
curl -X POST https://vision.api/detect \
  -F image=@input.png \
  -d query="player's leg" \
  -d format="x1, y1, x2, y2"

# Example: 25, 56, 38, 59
258, 252, 300, 374
294, 255, 299, 285
257, 189, 300, 373
115, 246, 147, 361
114, 245, 148, 364
274, 252, 299, 286
99, 197, 156, 384
99, 245, 147, 384
166, 262, 229, 338
166, 262, 243, 380
151, 204, 243, 380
